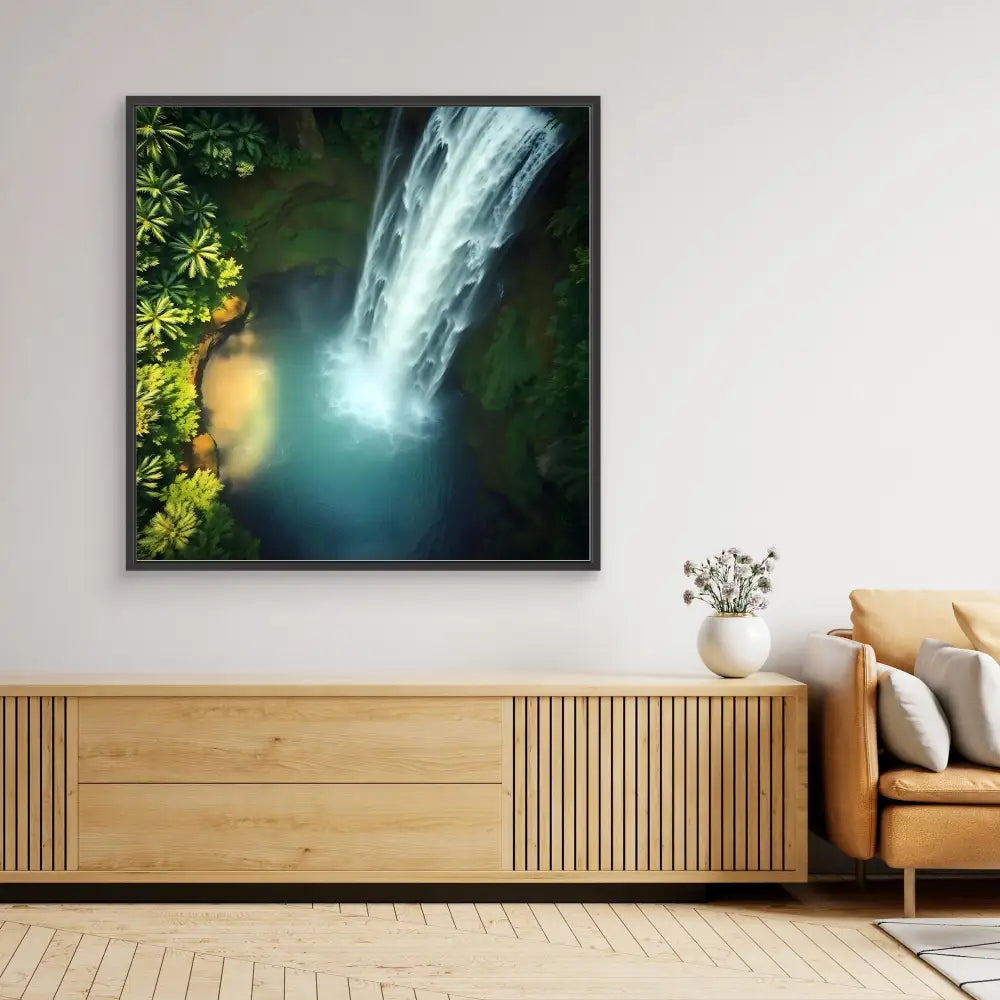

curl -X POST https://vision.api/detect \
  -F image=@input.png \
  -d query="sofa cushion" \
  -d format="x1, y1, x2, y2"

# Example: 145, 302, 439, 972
954, 600, 1000, 661
876, 664, 950, 771
916, 642, 1000, 767
880, 764, 1000, 804
850, 590, 1000, 671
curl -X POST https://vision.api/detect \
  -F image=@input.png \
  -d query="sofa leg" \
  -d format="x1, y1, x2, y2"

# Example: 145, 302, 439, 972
855, 859, 867, 889
903, 868, 916, 918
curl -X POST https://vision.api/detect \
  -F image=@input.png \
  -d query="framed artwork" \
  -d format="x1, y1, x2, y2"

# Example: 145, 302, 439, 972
127, 97, 599, 569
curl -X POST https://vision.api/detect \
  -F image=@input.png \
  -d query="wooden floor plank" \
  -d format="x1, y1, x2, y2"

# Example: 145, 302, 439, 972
728, 914, 821, 981
151, 948, 194, 1000
0, 925, 30, 979
499, 905, 546, 943
218, 958, 253, 1000
250, 962, 283, 1000
347, 979, 382, 1000
365, 905, 396, 923
762, 918, 860, 987
20, 930, 81, 1000
582, 904, 646, 957
829, 926, 937, 998
554, 903, 612, 952
0, 925, 56, 996
52, 934, 108, 1000
284, 967, 318, 1000
794, 921, 897, 993
392, 906, 424, 926
527, 905, 579, 947
637, 905, 712, 965
695, 910, 786, 976
863, 925, 963, 999
186, 953, 224, 1000
381, 987, 415, 1000
88, 938, 138, 1000
473, 904, 515, 939
445, 906, 484, 935
316, 975, 350, 1000
418, 906, 454, 930
338, 906, 368, 919
608, 904, 679, 960
120, 944, 165, 1000
664, 907, 749, 970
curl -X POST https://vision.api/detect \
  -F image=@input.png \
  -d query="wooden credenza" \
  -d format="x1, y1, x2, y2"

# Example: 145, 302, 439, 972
0, 674, 806, 883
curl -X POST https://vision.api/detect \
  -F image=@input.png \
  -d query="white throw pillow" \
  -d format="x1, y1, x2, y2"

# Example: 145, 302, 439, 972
877, 664, 951, 771
915, 637, 950, 674
916, 641, 1000, 767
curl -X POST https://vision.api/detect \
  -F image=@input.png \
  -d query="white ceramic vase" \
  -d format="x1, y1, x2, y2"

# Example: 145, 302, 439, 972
697, 614, 771, 678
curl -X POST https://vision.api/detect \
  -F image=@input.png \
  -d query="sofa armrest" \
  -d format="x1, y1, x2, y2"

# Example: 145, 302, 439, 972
800, 633, 879, 860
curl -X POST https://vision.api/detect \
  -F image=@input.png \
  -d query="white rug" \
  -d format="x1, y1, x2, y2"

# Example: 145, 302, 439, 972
878, 919, 1000, 999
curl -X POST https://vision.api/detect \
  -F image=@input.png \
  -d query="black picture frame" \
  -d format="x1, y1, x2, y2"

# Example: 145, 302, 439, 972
127, 96, 600, 570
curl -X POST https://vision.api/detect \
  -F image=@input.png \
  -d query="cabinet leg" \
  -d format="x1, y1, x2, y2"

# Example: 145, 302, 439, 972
903, 868, 916, 918
855, 859, 867, 889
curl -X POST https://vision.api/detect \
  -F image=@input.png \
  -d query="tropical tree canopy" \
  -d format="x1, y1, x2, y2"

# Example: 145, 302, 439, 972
136, 165, 189, 216
230, 112, 268, 163
169, 227, 222, 279
138, 498, 198, 557
135, 107, 188, 165
184, 192, 218, 228
133, 105, 288, 561
145, 269, 188, 304
188, 111, 233, 160
136, 294, 188, 341
135, 197, 171, 244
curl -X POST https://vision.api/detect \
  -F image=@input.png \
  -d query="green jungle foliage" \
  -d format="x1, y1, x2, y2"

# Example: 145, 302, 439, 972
456, 148, 591, 559
132, 105, 309, 560
334, 109, 392, 167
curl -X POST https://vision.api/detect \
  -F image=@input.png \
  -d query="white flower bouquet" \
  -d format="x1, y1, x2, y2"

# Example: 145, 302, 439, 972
683, 547, 778, 615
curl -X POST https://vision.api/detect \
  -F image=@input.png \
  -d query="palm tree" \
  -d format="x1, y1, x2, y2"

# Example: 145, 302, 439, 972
136, 294, 187, 341
135, 197, 170, 244
136, 165, 189, 216
135, 397, 158, 439
135, 323, 165, 362
138, 499, 197, 557
136, 453, 166, 496
146, 269, 188, 304
135, 107, 188, 165
169, 227, 222, 279
134, 365, 166, 438
230, 112, 268, 163
188, 111, 233, 161
184, 193, 218, 228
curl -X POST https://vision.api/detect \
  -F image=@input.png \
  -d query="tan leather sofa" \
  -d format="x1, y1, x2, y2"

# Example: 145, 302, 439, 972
789, 589, 1000, 916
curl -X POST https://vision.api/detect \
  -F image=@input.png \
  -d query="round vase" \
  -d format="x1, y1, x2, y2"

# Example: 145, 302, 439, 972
697, 614, 771, 678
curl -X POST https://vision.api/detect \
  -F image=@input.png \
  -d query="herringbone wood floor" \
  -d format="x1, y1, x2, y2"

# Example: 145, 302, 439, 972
0, 881, 993, 1000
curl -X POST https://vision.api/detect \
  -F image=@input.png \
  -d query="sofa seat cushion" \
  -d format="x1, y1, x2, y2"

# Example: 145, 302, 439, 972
880, 763, 1000, 804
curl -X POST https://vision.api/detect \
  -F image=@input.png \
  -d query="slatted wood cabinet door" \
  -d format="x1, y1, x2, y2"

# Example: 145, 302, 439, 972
0, 696, 76, 873
507, 693, 807, 880
0, 675, 806, 883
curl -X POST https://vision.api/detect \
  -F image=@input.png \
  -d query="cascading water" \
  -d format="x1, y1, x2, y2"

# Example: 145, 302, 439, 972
324, 106, 564, 435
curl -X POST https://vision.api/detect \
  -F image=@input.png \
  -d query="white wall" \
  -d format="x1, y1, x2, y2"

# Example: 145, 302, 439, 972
1, 0, 998, 676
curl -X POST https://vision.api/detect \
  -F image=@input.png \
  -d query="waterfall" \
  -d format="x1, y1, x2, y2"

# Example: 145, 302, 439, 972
325, 106, 564, 435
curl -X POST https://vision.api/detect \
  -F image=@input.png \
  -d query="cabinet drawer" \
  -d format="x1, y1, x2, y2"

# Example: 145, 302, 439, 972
79, 783, 501, 871
79, 697, 501, 783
